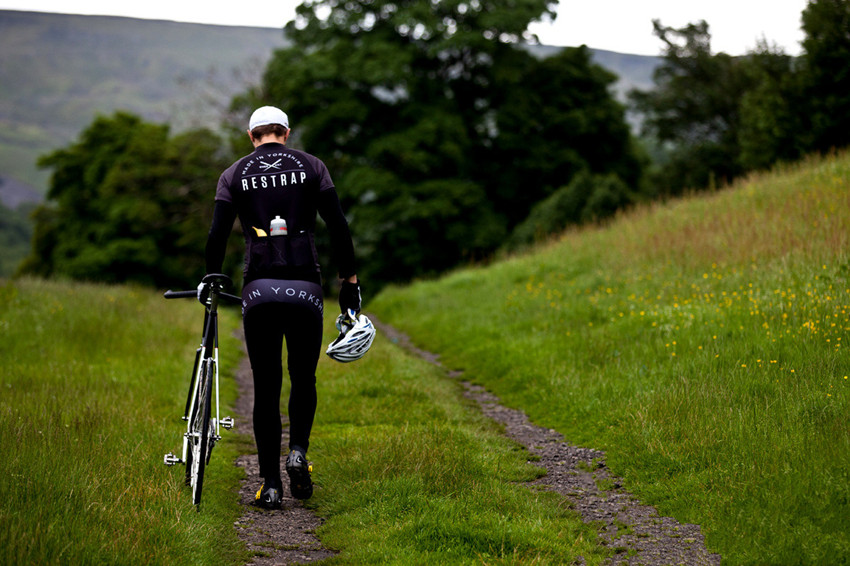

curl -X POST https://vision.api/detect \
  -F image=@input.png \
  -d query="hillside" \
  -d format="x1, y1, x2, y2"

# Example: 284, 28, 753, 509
0, 9, 659, 203
0, 10, 289, 201
370, 151, 850, 563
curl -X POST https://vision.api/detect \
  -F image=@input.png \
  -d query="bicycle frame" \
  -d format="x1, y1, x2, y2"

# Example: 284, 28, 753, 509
180, 304, 225, 468
163, 274, 240, 508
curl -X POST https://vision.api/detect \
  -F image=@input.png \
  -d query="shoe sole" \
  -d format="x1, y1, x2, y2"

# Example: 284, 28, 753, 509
254, 498, 282, 510
286, 464, 313, 500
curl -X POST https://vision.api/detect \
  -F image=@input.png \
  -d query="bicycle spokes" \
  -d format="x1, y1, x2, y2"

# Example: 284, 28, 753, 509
162, 276, 238, 510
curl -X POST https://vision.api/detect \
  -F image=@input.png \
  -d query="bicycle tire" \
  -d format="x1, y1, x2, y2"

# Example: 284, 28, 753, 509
204, 359, 217, 466
182, 349, 201, 486
190, 359, 214, 507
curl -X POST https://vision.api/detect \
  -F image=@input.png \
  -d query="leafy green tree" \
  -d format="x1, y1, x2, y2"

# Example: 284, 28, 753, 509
630, 20, 753, 193
0, 203, 34, 277
632, 2, 850, 190
20, 112, 239, 287
487, 46, 643, 223
507, 171, 634, 249
737, 40, 803, 171
799, 0, 850, 153
236, 0, 643, 286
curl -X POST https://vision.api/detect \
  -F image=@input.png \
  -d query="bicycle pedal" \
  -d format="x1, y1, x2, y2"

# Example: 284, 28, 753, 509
163, 453, 183, 466
220, 416, 234, 430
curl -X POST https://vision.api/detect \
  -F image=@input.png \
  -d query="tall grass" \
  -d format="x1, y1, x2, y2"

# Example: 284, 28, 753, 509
370, 152, 850, 564
0, 278, 246, 565
5, 152, 846, 564
303, 316, 609, 564
0, 277, 613, 565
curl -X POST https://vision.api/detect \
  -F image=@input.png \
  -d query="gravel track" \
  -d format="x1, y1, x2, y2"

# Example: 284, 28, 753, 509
232, 340, 337, 565
375, 318, 721, 566
230, 319, 722, 565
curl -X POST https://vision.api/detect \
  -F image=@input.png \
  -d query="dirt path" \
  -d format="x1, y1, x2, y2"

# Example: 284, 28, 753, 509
230, 319, 721, 565
374, 317, 722, 566
232, 340, 337, 565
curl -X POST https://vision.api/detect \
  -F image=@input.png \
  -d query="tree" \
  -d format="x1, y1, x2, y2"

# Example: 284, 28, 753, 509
236, 0, 643, 286
737, 40, 803, 171
630, 3, 850, 193
630, 20, 753, 193
0, 202, 34, 277
20, 112, 239, 287
487, 46, 643, 223
507, 171, 634, 249
799, 0, 850, 153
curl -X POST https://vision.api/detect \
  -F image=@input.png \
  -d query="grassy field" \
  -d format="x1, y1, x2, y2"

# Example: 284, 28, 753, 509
0, 278, 611, 564
307, 320, 608, 564
3, 152, 847, 565
0, 279, 248, 564
370, 152, 850, 564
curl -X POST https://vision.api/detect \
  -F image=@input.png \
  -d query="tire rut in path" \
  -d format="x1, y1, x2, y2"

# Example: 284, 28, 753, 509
374, 317, 721, 566
232, 335, 336, 565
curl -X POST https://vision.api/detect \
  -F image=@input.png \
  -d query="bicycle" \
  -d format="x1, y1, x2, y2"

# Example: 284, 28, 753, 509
162, 273, 242, 509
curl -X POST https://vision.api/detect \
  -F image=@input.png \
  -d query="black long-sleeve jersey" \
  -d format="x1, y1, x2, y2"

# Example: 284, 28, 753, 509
205, 142, 356, 284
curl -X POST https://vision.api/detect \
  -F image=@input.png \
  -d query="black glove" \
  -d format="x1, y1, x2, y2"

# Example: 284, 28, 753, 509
196, 280, 211, 306
338, 280, 361, 315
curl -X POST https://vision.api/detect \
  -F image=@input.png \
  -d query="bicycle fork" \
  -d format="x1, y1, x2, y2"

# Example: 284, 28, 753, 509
163, 341, 233, 468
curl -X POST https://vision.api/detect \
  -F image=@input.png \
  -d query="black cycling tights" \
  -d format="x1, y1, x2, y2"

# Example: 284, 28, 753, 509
242, 282, 324, 483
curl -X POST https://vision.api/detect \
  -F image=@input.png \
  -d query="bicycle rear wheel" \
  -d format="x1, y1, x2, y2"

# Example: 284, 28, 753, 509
189, 358, 214, 507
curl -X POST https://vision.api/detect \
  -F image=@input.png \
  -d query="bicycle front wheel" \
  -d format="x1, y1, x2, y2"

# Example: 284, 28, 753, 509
189, 358, 214, 508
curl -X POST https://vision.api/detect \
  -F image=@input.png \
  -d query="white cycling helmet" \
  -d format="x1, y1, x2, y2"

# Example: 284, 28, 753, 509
326, 309, 376, 363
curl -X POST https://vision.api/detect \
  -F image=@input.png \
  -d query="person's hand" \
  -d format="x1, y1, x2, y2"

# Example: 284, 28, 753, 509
197, 280, 211, 306
338, 280, 361, 315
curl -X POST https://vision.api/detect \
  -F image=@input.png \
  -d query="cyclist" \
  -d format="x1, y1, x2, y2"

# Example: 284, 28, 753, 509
201, 106, 361, 508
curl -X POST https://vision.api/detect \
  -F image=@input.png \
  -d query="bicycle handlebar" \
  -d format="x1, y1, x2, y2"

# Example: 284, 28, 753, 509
164, 289, 242, 303
164, 273, 242, 304
163, 290, 197, 299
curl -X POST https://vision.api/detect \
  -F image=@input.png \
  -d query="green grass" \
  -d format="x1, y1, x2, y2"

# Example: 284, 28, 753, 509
0, 277, 611, 565
301, 315, 609, 564
370, 152, 850, 564
0, 278, 247, 565
5, 151, 847, 564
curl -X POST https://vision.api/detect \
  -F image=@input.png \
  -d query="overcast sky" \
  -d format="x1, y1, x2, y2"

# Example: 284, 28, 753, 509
0, 0, 808, 56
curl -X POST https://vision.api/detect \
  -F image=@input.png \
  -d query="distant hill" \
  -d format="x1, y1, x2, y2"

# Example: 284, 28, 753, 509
0, 9, 659, 202
529, 43, 659, 100
0, 176, 41, 209
0, 9, 660, 279
0, 10, 289, 200
590, 48, 660, 98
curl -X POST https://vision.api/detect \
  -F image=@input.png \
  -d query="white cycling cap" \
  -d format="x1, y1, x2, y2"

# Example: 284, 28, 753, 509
249, 106, 290, 130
